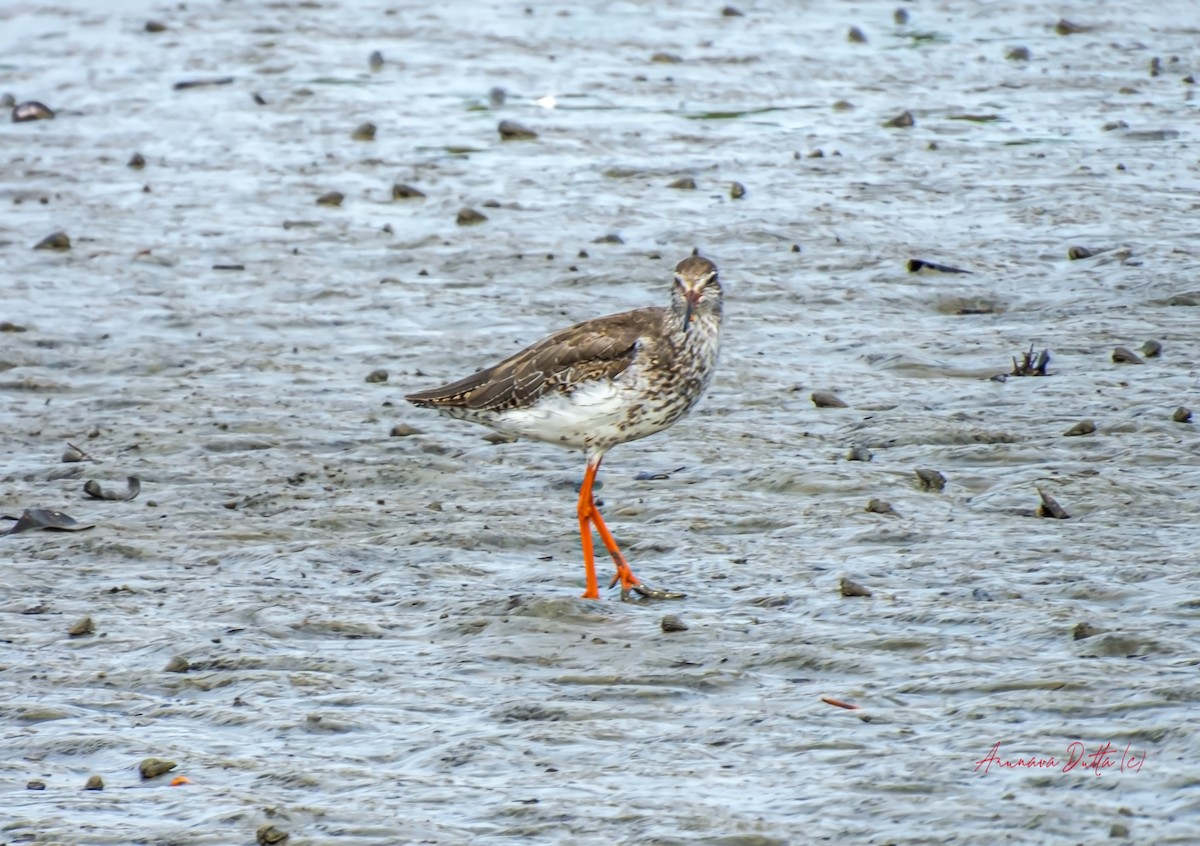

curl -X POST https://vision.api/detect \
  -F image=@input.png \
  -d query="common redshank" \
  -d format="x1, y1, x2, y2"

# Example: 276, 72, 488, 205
405, 256, 724, 600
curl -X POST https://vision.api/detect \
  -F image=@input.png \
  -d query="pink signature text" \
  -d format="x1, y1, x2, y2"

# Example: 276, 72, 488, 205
974, 741, 1147, 776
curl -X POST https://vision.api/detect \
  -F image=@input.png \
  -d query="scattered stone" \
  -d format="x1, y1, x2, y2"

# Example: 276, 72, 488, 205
365, 368, 388, 383
389, 423, 423, 437
592, 233, 624, 244
832, 99, 855, 111
907, 258, 971, 274
138, 758, 177, 780
252, 92, 267, 105
915, 468, 946, 491
1172, 407, 1191, 424
12, 101, 54, 122
84, 775, 104, 790
127, 152, 146, 169
1102, 120, 1129, 132
498, 120, 537, 140
721, 5, 744, 17
1141, 339, 1162, 358
846, 446, 872, 462
1067, 245, 1097, 260
27, 779, 46, 790
368, 50, 384, 71
68, 616, 95, 637
811, 391, 847, 408
1063, 420, 1096, 437
865, 498, 897, 515
1011, 345, 1050, 377
660, 614, 688, 633
488, 86, 507, 107
62, 444, 86, 463
482, 432, 518, 444
256, 825, 290, 846
1, 321, 28, 331
1036, 487, 1070, 519
1005, 46, 1032, 61
1054, 18, 1088, 36
894, 8, 909, 25
1112, 346, 1144, 365
650, 52, 682, 64
34, 231, 71, 251
351, 122, 376, 141
145, 20, 167, 32
173, 77, 234, 90
391, 183, 425, 199
668, 177, 697, 190
883, 110, 914, 128
83, 476, 141, 502
1149, 57, 1162, 77
456, 207, 488, 225
839, 577, 872, 598
1073, 622, 1101, 640
316, 191, 344, 207
847, 26, 867, 43
2, 508, 94, 535
729, 181, 746, 199
164, 655, 190, 673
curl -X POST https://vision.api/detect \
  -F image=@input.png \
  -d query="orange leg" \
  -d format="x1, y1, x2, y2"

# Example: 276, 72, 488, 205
576, 458, 602, 599
576, 453, 684, 601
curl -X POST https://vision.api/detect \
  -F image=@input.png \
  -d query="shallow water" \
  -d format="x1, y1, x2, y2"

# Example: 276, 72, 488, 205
2, 0, 1199, 843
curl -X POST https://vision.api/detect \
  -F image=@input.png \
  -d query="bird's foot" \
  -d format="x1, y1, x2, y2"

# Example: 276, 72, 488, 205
608, 567, 686, 601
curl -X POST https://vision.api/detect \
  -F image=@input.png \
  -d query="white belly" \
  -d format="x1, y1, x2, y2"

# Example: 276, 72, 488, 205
490, 379, 632, 449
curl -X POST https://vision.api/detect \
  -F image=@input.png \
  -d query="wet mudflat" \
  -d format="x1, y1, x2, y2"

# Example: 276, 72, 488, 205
2, 0, 1199, 843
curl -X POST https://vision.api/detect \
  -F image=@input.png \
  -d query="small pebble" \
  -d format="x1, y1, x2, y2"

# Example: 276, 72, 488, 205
1063, 420, 1096, 437
0, 321, 27, 331
811, 391, 847, 408
391, 183, 425, 199
256, 825, 290, 846
164, 655, 190, 673
84, 775, 104, 790
1067, 245, 1096, 260
138, 758, 177, 780
456, 207, 488, 225
389, 423, 423, 437
915, 468, 946, 491
1110, 823, 1130, 839
846, 446, 872, 462
351, 122, 376, 141
832, 99, 855, 111
847, 26, 867, 43
865, 499, 896, 515
62, 445, 85, 463
839, 577, 872, 598
660, 614, 688, 633
128, 152, 146, 169
365, 368, 388, 383
144, 20, 167, 32
1172, 406, 1191, 423
1073, 622, 1101, 640
1055, 18, 1087, 36
488, 86, 507, 107
68, 616, 95, 637
368, 50, 384, 71
34, 231, 71, 251
650, 52, 682, 64
1111, 346, 1144, 365
1141, 339, 1162, 358
27, 779, 46, 791
883, 110, 914, 128
1005, 46, 1031, 61
1037, 487, 1070, 519
498, 120, 537, 140
316, 191, 344, 207
729, 181, 746, 199
1149, 57, 1162, 77
12, 101, 55, 122
668, 177, 696, 190
721, 5, 744, 17
592, 233, 624, 244
893, 8, 909, 25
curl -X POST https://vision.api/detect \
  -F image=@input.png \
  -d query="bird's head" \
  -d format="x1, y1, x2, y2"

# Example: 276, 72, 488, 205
671, 256, 722, 332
